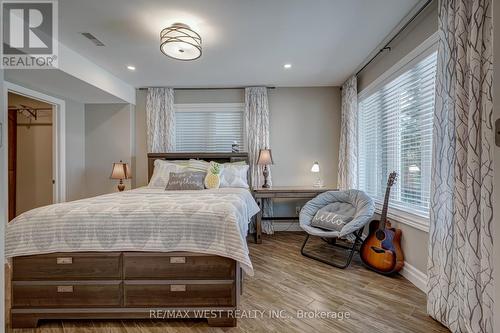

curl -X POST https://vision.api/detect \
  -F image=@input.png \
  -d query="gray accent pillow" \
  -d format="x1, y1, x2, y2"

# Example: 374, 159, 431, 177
310, 204, 354, 231
165, 171, 205, 190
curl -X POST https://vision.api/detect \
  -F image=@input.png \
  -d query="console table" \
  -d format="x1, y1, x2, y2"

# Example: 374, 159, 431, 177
252, 186, 337, 244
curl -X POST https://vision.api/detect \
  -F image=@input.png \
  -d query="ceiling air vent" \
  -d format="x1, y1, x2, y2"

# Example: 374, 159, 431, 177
80, 32, 105, 46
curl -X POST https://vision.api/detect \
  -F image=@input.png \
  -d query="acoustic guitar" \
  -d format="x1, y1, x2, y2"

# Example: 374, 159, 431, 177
360, 172, 404, 275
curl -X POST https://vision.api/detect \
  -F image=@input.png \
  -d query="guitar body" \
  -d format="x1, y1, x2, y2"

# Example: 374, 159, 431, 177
360, 220, 404, 274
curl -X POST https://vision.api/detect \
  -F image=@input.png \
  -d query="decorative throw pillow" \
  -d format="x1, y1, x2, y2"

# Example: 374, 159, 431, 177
148, 160, 186, 188
220, 163, 249, 188
165, 171, 206, 190
310, 207, 354, 232
204, 162, 222, 189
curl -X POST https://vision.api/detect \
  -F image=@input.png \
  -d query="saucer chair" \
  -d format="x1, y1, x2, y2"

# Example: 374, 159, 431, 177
299, 189, 374, 268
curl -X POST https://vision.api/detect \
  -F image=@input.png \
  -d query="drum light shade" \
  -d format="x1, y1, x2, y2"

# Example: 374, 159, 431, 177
160, 23, 202, 61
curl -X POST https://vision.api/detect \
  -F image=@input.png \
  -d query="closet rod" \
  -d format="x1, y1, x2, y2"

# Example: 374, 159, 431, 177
355, 0, 434, 76
138, 86, 276, 91
17, 123, 52, 127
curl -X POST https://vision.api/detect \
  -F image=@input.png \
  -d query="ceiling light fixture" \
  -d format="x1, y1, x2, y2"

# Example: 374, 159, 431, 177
284, 63, 292, 69
160, 23, 202, 61
127, 65, 136, 71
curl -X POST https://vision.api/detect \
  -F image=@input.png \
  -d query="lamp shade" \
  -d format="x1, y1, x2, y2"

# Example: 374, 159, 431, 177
110, 161, 132, 180
311, 161, 320, 173
160, 23, 202, 61
257, 149, 274, 165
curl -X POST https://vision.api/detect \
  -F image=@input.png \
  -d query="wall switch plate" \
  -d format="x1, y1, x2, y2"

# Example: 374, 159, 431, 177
496, 118, 500, 147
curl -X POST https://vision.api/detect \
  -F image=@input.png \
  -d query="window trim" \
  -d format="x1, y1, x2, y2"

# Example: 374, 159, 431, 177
358, 32, 439, 232
374, 200, 430, 233
174, 102, 246, 152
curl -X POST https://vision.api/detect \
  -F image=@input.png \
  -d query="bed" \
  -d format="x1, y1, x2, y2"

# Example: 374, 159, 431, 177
6, 152, 258, 328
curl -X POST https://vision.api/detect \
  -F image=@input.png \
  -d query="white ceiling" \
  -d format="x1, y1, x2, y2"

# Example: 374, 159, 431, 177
59, 0, 419, 88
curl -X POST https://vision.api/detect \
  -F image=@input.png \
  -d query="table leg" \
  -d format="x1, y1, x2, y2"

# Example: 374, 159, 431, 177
255, 198, 262, 244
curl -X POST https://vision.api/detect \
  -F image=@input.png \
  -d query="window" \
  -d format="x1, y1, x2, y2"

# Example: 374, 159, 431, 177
175, 103, 245, 152
358, 50, 437, 219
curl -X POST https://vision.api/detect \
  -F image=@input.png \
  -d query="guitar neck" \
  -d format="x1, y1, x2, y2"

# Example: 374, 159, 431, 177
379, 185, 391, 230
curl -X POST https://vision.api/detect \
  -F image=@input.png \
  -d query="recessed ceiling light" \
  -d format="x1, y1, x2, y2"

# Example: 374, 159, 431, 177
127, 65, 136, 71
284, 63, 292, 69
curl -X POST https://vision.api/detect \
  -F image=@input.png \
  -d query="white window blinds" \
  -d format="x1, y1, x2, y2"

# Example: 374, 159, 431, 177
358, 51, 437, 217
174, 103, 245, 152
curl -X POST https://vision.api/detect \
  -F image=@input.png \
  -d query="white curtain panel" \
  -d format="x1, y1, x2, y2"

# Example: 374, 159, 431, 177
245, 87, 274, 234
146, 88, 175, 152
337, 76, 358, 190
427, 1, 494, 332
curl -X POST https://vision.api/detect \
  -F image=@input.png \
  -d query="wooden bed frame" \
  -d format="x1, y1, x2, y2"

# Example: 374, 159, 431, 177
11, 152, 250, 328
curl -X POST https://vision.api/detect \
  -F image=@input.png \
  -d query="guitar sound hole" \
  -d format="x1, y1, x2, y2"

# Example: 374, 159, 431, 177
375, 230, 385, 241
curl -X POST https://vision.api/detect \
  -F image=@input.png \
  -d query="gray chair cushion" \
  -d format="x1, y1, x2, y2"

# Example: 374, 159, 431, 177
300, 189, 374, 238
310, 205, 354, 231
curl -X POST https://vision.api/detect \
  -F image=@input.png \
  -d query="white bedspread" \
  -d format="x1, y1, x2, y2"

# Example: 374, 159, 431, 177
5, 187, 259, 275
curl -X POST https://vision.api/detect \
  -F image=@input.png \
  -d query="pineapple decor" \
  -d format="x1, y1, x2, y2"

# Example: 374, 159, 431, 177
205, 162, 222, 189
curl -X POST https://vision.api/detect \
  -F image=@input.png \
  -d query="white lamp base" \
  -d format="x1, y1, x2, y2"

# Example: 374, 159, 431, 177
313, 177, 324, 188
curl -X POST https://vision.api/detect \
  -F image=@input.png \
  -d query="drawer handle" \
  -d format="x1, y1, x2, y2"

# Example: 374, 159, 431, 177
170, 284, 186, 292
170, 257, 186, 264
56, 257, 73, 264
57, 285, 74, 293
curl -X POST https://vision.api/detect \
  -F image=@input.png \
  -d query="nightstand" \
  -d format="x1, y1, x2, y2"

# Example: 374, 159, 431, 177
252, 186, 337, 243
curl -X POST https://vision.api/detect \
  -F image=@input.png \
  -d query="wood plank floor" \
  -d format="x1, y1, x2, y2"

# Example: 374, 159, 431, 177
7, 232, 449, 333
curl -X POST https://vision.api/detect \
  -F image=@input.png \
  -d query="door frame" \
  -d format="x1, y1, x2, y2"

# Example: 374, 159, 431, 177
2, 82, 66, 204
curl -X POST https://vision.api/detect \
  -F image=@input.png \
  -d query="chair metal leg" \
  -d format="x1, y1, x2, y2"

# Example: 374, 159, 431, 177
300, 229, 364, 269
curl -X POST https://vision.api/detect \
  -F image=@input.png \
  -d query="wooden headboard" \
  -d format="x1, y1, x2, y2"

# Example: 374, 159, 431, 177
147, 152, 250, 182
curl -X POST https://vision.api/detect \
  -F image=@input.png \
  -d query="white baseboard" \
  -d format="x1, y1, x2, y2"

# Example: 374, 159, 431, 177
399, 261, 427, 292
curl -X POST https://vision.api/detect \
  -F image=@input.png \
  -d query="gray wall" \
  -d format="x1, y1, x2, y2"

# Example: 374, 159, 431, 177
85, 104, 133, 197
269, 87, 340, 188
64, 99, 86, 201
357, 1, 438, 274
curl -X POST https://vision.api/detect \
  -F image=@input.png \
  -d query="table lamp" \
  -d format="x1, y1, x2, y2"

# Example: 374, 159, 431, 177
110, 160, 132, 191
311, 161, 323, 187
257, 149, 273, 188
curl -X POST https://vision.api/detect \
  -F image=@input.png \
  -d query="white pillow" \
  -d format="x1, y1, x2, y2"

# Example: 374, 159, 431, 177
148, 160, 186, 188
188, 159, 210, 173
220, 164, 249, 188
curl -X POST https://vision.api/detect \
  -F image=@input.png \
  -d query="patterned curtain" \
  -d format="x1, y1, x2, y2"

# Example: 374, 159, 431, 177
427, 1, 494, 332
146, 88, 175, 152
245, 87, 273, 234
337, 76, 358, 190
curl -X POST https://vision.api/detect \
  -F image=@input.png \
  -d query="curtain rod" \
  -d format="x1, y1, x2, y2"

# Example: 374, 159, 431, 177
355, 0, 434, 77
138, 87, 276, 91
